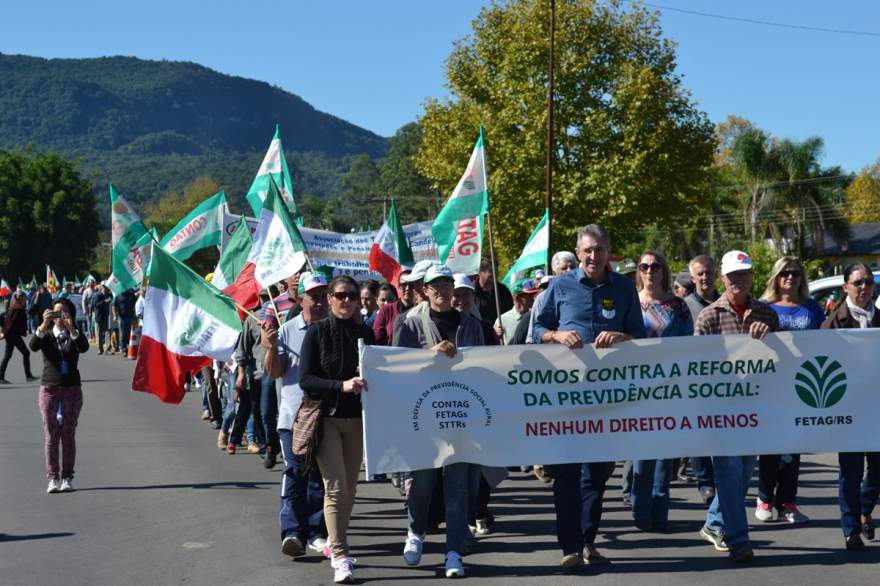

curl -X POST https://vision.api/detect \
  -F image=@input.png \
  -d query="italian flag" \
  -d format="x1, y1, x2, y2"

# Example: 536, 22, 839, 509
160, 191, 229, 262
46, 265, 59, 293
211, 216, 253, 290
431, 128, 490, 276
0, 279, 10, 297
245, 125, 296, 216
369, 199, 414, 285
133, 243, 242, 404
109, 184, 148, 294
224, 179, 307, 310
502, 210, 549, 288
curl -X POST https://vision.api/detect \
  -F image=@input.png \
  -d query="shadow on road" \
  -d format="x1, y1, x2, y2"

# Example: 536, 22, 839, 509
75, 481, 276, 491
0, 532, 75, 542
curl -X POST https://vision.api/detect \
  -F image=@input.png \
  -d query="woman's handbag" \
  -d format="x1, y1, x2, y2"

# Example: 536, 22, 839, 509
292, 398, 323, 472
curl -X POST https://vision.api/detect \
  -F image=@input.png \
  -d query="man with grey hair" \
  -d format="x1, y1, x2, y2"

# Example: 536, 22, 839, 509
534, 224, 646, 570
551, 251, 578, 275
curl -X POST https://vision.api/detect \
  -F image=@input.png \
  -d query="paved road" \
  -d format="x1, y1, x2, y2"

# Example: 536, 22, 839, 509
2, 346, 879, 585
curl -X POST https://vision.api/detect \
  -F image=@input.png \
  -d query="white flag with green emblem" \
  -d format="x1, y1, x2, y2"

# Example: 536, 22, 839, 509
109, 183, 148, 294
431, 129, 489, 275
160, 191, 229, 261
502, 210, 549, 288
245, 125, 295, 216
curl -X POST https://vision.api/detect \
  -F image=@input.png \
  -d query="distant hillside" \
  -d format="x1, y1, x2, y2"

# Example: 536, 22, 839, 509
0, 54, 389, 211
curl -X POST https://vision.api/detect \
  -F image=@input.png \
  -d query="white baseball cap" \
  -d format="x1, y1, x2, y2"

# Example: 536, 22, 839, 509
400, 259, 435, 283
424, 264, 454, 284
453, 273, 474, 290
299, 272, 328, 294
721, 250, 753, 275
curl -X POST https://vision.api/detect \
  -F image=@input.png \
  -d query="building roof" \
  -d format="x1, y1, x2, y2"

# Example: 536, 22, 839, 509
805, 222, 880, 256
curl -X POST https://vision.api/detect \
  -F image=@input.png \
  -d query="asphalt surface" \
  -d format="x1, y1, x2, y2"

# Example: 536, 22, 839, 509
2, 344, 880, 585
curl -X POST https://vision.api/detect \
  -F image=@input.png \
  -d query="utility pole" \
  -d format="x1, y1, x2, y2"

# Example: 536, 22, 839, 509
545, 0, 556, 272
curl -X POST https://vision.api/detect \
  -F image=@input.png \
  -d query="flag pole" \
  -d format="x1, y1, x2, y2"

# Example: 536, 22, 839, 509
545, 0, 556, 273
479, 126, 503, 332
235, 303, 262, 322
265, 286, 281, 322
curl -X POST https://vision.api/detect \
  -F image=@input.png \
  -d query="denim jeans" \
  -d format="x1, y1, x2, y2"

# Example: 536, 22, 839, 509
261, 375, 279, 452
705, 455, 756, 547
408, 462, 472, 554
838, 452, 880, 537
691, 457, 715, 490
230, 377, 265, 447
221, 372, 237, 434
632, 459, 673, 526
278, 429, 326, 542
552, 461, 615, 555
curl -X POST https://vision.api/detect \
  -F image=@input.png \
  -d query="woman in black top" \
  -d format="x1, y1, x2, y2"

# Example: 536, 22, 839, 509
29, 297, 89, 494
299, 275, 373, 584
0, 291, 37, 383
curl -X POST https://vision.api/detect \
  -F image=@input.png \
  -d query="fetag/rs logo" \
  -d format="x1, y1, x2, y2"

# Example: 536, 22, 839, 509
794, 355, 847, 409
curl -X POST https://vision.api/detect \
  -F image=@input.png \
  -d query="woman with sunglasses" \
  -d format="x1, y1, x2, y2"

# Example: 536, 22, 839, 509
821, 262, 880, 551
754, 257, 823, 525
630, 250, 693, 531
299, 275, 374, 583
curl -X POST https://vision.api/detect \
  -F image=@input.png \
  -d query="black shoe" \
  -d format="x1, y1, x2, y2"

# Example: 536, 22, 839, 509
263, 448, 277, 469
729, 542, 754, 562
846, 533, 866, 551
26, 375, 39, 382
862, 519, 875, 540
633, 519, 653, 532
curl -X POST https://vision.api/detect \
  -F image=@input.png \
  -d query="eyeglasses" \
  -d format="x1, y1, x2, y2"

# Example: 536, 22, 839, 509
638, 263, 662, 273
330, 291, 359, 301
779, 270, 802, 279
848, 278, 874, 288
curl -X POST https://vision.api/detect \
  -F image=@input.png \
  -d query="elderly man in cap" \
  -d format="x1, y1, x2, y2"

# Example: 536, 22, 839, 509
263, 272, 330, 559
495, 278, 539, 345
397, 264, 488, 579
695, 250, 779, 563
373, 259, 433, 346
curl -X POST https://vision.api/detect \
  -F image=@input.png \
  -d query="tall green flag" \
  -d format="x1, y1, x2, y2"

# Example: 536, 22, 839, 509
160, 191, 229, 262
109, 183, 149, 294
431, 129, 489, 275
211, 217, 253, 290
245, 125, 295, 216
502, 210, 549, 288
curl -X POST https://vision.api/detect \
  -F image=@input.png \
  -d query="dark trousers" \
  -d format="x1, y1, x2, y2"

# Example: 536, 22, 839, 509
553, 461, 615, 555
278, 429, 326, 542
0, 336, 32, 378
691, 456, 715, 490
229, 377, 265, 446
39, 385, 83, 481
838, 452, 880, 537
96, 315, 109, 352
758, 454, 801, 509
200, 366, 222, 423
119, 317, 134, 354
260, 376, 279, 452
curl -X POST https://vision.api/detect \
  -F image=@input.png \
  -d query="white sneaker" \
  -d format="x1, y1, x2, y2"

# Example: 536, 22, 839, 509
755, 497, 773, 522
403, 531, 424, 566
308, 536, 329, 557
445, 551, 465, 578
333, 557, 354, 584
47, 479, 61, 494
60, 478, 74, 492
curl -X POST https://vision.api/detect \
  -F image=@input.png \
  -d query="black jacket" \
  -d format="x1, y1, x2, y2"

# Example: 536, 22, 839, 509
1, 308, 28, 339
299, 315, 374, 418
29, 328, 90, 387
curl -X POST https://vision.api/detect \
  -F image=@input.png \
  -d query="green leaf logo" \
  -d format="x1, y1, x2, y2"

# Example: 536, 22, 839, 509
176, 314, 204, 348
794, 355, 847, 409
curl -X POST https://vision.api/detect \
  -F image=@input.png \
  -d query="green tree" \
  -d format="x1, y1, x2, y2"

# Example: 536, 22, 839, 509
846, 161, 880, 223
377, 123, 441, 223
0, 148, 99, 280
417, 0, 716, 265
340, 154, 382, 230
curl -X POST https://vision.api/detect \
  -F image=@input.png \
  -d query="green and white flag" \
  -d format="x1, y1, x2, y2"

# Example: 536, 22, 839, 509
501, 210, 549, 288
133, 244, 242, 404
109, 183, 148, 294
211, 217, 253, 290
160, 191, 229, 262
431, 129, 490, 276
245, 125, 295, 216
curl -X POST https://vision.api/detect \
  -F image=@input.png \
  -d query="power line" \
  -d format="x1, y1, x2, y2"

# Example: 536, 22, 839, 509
714, 174, 851, 192
642, 3, 880, 38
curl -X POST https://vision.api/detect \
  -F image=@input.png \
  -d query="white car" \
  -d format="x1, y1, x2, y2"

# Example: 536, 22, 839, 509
808, 271, 880, 307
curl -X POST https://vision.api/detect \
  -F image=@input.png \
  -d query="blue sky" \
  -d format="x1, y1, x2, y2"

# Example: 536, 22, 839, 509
2, 1, 878, 173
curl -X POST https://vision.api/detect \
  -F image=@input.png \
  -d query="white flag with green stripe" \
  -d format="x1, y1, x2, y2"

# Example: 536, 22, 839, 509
502, 210, 549, 288
133, 243, 242, 404
160, 191, 229, 261
109, 183, 148, 294
245, 125, 295, 216
431, 129, 489, 275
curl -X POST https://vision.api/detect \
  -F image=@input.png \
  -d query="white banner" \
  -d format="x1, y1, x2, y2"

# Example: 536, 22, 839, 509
361, 329, 880, 475
221, 213, 438, 279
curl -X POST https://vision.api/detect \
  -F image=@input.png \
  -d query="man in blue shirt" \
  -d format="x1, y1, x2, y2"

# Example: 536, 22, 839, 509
533, 224, 646, 571
264, 272, 330, 559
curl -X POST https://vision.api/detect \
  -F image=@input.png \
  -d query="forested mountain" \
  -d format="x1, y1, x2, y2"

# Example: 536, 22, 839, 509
0, 53, 388, 210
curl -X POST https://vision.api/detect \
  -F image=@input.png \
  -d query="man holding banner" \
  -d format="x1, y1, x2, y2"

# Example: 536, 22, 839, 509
533, 224, 646, 571
694, 249, 779, 563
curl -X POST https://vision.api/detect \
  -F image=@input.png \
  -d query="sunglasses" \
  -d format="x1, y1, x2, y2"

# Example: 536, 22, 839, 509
400, 281, 420, 290
779, 270, 802, 279
848, 278, 874, 288
638, 262, 663, 273
330, 291, 359, 301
